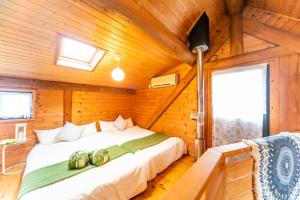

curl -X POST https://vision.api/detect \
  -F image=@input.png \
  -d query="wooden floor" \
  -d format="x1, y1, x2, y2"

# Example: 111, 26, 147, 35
0, 155, 194, 200
133, 155, 194, 200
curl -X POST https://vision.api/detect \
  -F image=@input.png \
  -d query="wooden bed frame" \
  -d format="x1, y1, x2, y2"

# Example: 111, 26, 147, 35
162, 142, 254, 200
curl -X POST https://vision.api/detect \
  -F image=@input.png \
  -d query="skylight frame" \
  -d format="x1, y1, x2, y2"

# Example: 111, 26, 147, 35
56, 35, 106, 71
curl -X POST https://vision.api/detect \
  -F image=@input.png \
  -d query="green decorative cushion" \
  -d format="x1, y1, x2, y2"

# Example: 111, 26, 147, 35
68, 151, 89, 170
88, 149, 109, 167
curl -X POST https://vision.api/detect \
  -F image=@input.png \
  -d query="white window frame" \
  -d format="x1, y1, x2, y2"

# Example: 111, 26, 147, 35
0, 88, 35, 123
56, 34, 106, 71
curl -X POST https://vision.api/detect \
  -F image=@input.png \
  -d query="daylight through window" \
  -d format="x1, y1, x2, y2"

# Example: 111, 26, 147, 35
56, 36, 106, 71
0, 91, 33, 120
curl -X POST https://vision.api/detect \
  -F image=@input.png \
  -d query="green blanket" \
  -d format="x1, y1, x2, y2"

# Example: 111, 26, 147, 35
121, 132, 170, 153
18, 133, 170, 199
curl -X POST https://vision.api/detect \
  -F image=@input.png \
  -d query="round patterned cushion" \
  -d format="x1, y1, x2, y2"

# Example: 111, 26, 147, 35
88, 149, 109, 167
68, 151, 89, 170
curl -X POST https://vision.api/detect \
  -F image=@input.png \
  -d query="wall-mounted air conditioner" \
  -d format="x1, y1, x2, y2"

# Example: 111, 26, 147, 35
150, 74, 179, 88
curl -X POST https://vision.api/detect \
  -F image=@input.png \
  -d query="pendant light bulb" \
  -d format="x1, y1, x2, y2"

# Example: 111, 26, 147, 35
112, 54, 125, 82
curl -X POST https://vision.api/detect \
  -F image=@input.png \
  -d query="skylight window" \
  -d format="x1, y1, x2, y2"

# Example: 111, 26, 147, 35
56, 36, 105, 71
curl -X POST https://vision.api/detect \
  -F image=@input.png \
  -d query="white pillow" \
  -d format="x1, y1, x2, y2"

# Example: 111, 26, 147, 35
56, 122, 84, 142
80, 122, 97, 138
100, 121, 118, 132
114, 115, 127, 131
35, 127, 62, 145
126, 118, 134, 128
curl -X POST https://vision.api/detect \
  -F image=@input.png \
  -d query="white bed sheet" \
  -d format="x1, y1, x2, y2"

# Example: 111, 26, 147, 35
101, 126, 188, 180
21, 126, 187, 200
21, 134, 147, 200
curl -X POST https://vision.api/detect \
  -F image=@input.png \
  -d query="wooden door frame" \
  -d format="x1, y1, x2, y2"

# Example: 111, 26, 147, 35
204, 58, 278, 149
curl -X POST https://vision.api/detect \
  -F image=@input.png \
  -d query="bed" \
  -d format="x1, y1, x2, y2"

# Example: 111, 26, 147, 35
20, 126, 187, 200
101, 126, 187, 180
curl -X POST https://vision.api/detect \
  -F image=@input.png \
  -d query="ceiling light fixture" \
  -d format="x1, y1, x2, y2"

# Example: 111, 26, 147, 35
112, 55, 125, 82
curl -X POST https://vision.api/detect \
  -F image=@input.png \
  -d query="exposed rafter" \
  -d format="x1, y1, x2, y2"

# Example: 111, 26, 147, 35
205, 46, 295, 71
243, 18, 300, 54
224, 0, 245, 56
81, 0, 195, 65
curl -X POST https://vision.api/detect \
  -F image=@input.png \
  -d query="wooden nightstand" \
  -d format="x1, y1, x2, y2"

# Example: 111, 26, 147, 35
1, 140, 27, 175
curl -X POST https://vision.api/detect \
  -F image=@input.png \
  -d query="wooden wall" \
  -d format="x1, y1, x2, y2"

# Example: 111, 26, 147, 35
134, 33, 300, 155
0, 78, 134, 167
0, 88, 63, 167
134, 64, 197, 154
72, 91, 134, 125
275, 55, 300, 132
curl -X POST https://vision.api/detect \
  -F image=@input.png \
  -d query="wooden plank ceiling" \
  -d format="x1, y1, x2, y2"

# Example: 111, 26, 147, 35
0, 0, 228, 89
247, 0, 300, 19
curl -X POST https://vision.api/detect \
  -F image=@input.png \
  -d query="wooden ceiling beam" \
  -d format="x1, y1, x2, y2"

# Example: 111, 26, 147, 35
243, 18, 300, 54
205, 46, 295, 71
81, 0, 195, 65
224, 0, 245, 56
145, 28, 230, 129
0, 76, 135, 94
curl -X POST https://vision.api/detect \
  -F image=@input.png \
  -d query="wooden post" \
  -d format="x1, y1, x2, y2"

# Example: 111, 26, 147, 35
230, 13, 243, 55
225, 0, 245, 56
63, 90, 72, 124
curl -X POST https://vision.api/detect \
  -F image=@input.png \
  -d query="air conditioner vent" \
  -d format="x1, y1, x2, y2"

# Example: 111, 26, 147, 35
150, 74, 179, 88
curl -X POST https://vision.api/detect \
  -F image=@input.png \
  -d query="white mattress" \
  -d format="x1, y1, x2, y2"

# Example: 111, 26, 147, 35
21, 126, 187, 200
101, 126, 187, 180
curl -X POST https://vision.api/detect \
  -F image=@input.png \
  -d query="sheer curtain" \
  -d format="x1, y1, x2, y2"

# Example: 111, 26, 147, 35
212, 64, 267, 147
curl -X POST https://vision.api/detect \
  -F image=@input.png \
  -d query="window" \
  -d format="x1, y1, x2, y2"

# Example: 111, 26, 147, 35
211, 63, 269, 147
56, 36, 106, 71
0, 90, 34, 121
212, 65, 267, 122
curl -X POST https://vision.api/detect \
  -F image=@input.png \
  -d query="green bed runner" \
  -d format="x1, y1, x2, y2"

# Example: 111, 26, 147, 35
121, 132, 170, 153
17, 145, 127, 200
18, 133, 170, 199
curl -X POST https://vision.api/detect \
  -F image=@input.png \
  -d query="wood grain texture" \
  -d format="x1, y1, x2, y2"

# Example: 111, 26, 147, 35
247, 0, 300, 20
0, 155, 194, 200
133, 155, 194, 200
0, 88, 63, 167
81, 0, 195, 65
205, 46, 294, 71
63, 90, 72, 123
224, 157, 254, 199
162, 149, 224, 200
0, 79, 134, 167
243, 6, 300, 41
209, 33, 275, 62
243, 18, 300, 54
134, 32, 298, 155
136, 27, 230, 154
230, 13, 244, 56
162, 143, 253, 200
0, 0, 229, 89
72, 91, 134, 127
224, 0, 245, 56
0, 76, 135, 94
135, 0, 229, 43
277, 55, 300, 131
